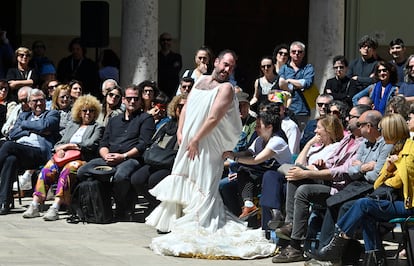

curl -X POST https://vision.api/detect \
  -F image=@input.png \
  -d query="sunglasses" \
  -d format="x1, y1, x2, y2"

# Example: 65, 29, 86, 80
356, 121, 369, 128
108, 92, 121, 99
333, 66, 345, 70
18, 99, 27, 104
278, 51, 288, 56
348, 114, 360, 120
30, 98, 45, 104
82, 109, 95, 113
317, 102, 330, 108
59, 95, 70, 100
261, 64, 273, 69
0, 86, 8, 91
125, 96, 139, 102
144, 89, 154, 94
181, 85, 191, 89
18, 53, 30, 58
48, 85, 57, 90
377, 68, 388, 73
291, 50, 303, 54
330, 110, 340, 116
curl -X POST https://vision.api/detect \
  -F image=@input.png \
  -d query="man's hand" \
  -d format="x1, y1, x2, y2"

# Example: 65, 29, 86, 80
286, 167, 307, 181
104, 153, 124, 166
186, 138, 199, 160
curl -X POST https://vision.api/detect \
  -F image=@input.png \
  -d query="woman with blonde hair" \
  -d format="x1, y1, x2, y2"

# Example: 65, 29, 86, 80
52, 84, 72, 135
319, 113, 413, 264
22, 94, 104, 221
6, 47, 38, 101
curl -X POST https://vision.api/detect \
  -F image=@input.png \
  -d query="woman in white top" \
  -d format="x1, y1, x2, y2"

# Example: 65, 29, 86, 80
223, 111, 292, 221
250, 56, 279, 108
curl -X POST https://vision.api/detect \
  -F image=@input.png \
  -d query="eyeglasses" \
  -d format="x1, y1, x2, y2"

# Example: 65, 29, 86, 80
261, 64, 273, 69
291, 50, 303, 54
18, 99, 27, 104
18, 53, 30, 58
82, 109, 95, 113
48, 85, 57, 90
30, 98, 45, 104
317, 102, 330, 108
348, 114, 360, 119
377, 68, 388, 73
125, 96, 139, 102
330, 110, 340, 116
278, 51, 289, 56
181, 85, 191, 89
333, 66, 345, 70
0, 87, 8, 91
144, 89, 154, 94
108, 92, 121, 99
356, 121, 370, 128
59, 95, 69, 100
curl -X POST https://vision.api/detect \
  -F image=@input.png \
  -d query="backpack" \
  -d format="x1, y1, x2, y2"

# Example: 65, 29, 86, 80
68, 178, 113, 224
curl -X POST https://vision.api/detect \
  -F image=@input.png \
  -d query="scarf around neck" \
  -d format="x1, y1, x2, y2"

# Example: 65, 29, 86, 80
372, 81, 393, 114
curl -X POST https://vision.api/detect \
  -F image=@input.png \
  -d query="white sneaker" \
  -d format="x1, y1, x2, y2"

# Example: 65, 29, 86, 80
12, 174, 32, 191
22, 205, 40, 218
43, 206, 59, 221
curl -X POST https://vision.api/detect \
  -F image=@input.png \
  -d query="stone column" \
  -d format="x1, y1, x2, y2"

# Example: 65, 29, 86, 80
307, 0, 345, 93
120, 0, 158, 86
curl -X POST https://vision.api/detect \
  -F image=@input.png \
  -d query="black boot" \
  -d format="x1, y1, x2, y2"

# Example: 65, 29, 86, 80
267, 209, 284, 230
363, 250, 387, 266
318, 232, 349, 261
0, 203, 9, 215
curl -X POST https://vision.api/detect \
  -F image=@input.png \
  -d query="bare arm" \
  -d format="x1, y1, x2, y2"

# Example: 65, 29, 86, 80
250, 79, 259, 105
187, 83, 234, 160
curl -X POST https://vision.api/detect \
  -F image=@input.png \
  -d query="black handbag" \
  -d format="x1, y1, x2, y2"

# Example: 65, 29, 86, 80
326, 181, 373, 208
143, 142, 177, 169
143, 120, 179, 169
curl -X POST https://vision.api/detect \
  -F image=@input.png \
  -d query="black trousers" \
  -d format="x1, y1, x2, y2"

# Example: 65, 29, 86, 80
0, 141, 45, 203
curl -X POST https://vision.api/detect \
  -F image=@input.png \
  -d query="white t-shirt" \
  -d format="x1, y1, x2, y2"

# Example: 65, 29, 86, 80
249, 134, 292, 165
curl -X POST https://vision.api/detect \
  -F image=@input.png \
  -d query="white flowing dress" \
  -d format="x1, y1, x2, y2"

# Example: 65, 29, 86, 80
146, 84, 276, 259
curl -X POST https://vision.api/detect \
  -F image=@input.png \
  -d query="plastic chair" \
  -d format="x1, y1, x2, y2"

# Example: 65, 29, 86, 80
388, 216, 414, 265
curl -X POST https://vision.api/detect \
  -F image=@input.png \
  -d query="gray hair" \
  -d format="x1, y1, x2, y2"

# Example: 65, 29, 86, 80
290, 41, 306, 52
27, 88, 45, 101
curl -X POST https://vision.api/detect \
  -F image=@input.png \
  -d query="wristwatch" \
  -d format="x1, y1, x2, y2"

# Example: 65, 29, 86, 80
123, 153, 128, 160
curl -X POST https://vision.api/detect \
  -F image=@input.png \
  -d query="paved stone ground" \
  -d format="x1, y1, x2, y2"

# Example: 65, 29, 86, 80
0, 197, 407, 266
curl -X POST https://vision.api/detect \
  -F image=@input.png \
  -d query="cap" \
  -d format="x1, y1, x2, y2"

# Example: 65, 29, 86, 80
236, 91, 249, 103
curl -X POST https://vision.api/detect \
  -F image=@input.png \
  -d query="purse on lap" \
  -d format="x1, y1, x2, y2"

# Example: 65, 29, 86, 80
53, 150, 82, 167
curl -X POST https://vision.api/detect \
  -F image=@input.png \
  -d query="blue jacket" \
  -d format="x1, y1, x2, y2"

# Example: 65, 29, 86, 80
8, 109, 60, 161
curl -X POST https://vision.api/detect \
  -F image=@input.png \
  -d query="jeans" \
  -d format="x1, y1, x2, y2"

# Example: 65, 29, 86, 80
291, 184, 330, 241
337, 197, 414, 251
219, 177, 242, 216
260, 170, 286, 230
0, 142, 45, 203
